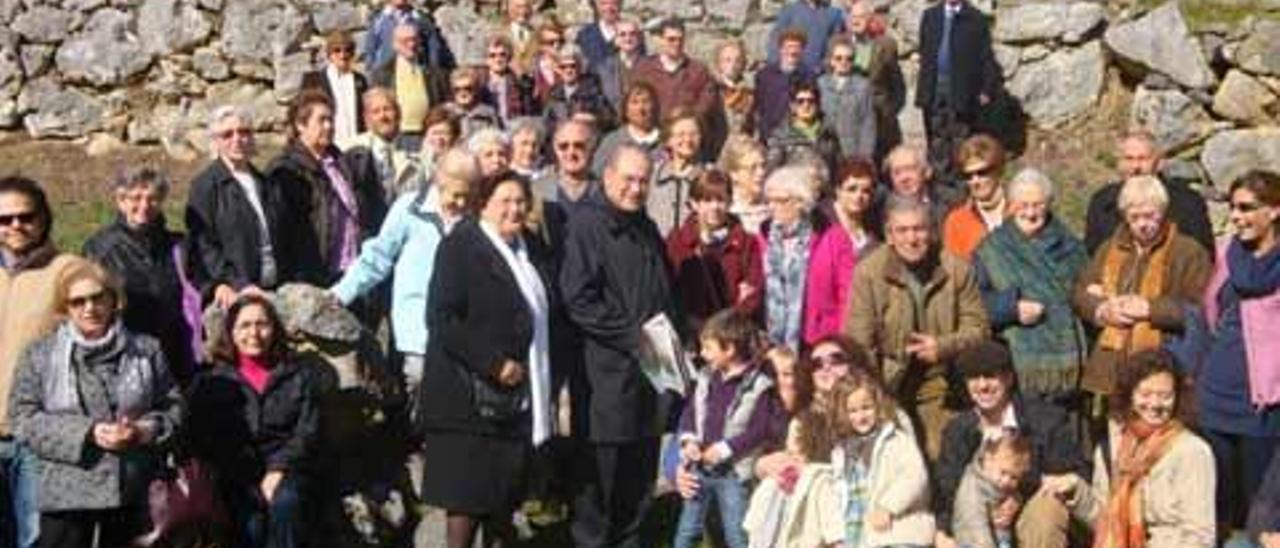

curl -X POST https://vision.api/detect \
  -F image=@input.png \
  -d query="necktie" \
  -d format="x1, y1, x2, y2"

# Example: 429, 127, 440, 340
937, 7, 956, 100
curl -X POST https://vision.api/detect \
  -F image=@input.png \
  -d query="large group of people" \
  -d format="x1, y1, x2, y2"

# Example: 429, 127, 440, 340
1, 1, 1279, 548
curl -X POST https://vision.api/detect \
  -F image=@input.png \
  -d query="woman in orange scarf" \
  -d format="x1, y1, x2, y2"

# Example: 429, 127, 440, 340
1047, 350, 1216, 548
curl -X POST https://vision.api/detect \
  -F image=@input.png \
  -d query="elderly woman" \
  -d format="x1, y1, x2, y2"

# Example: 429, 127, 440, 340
9, 261, 180, 548
1051, 350, 1216, 548
466, 127, 512, 178
445, 67, 502, 140
1198, 170, 1280, 534
419, 106, 461, 176
508, 117, 548, 180
720, 135, 769, 235
186, 105, 291, 308
1072, 175, 1212, 404
972, 168, 1088, 403
804, 157, 879, 344
758, 164, 826, 350
593, 82, 662, 175
186, 295, 318, 548
766, 80, 841, 177
944, 134, 1010, 260
526, 18, 567, 105
650, 108, 709, 235
543, 44, 615, 133
267, 89, 384, 286
331, 149, 479, 397
84, 166, 200, 385
819, 38, 876, 161
418, 171, 557, 548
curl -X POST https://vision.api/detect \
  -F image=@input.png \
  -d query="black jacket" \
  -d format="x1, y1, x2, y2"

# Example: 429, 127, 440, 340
183, 359, 320, 485
915, 1, 1001, 117
301, 68, 370, 134
185, 159, 291, 300
542, 74, 616, 134
1083, 177, 1214, 255
266, 143, 386, 286
934, 395, 1089, 533
418, 219, 562, 438
558, 202, 681, 442
83, 217, 196, 383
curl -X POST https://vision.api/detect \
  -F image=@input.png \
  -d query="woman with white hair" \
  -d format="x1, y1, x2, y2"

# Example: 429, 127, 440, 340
972, 168, 1089, 403
185, 104, 291, 309
1072, 175, 1212, 418
758, 163, 828, 350
466, 127, 512, 178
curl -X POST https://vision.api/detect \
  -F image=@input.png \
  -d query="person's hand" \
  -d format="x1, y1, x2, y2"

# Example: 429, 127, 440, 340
1097, 299, 1136, 327
497, 360, 525, 387
979, 93, 991, 106
680, 441, 702, 464
935, 531, 959, 548
736, 282, 758, 305
260, 471, 285, 503
676, 466, 700, 499
1260, 532, 1280, 548
701, 443, 730, 466
778, 464, 800, 494
1016, 299, 1045, 326
905, 333, 940, 364
213, 284, 238, 309
991, 497, 1021, 529
866, 508, 892, 532
92, 422, 128, 451
1116, 295, 1151, 321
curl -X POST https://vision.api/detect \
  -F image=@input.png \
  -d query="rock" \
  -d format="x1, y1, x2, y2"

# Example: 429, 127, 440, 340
707, 0, 752, 27
1234, 20, 1280, 76
196, 0, 223, 10
55, 9, 153, 87
0, 98, 17, 128
994, 43, 1020, 79
0, 0, 21, 24
191, 47, 231, 81
272, 51, 314, 103
1199, 129, 1280, 190
84, 132, 126, 156
742, 23, 772, 67
1212, 69, 1279, 125
19, 81, 106, 138
202, 80, 285, 131
993, 2, 1106, 44
20, 45, 53, 78
0, 47, 18, 90
311, 2, 364, 34
143, 57, 208, 99
1104, 1, 1216, 89
434, 4, 492, 67
1006, 40, 1106, 128
274, 283, 364, 343
62, 0, 106, 12
1130, 86, 1217, 154
890, 0, 930, 53
646, 0, 703, 20
1020, 44, 1052, 62
12, 7, 76, 44
219, 0, 309, 65
138, 0, 213, 56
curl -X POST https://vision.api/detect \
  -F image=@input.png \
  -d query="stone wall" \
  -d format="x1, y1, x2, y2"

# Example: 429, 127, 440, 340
0, 0, 1277, 186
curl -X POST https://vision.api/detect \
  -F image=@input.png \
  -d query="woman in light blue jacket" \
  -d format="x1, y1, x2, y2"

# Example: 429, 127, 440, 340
330, 149, 479, 388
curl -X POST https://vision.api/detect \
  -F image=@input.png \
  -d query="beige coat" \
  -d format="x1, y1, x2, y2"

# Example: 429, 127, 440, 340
831, 423, 937, 547
745, 463, 845, 548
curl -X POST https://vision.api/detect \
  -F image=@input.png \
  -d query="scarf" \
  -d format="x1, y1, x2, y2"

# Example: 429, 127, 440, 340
1226, 238, 1280, 298
975, 219, 1088, 393
237, 354, 272, 394
1093, 419, 1184, 548
321, 154, 360, 272
480, 221, 553, 446
45, 321, 142, 417
1098, 224, 1176, 353
766, 220, 813, 350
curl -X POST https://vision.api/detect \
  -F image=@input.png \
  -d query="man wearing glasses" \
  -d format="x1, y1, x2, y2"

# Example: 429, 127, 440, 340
362, 0, 456, 72
533, 120, 603, 249
575, 0, 640, 70
868, 143, 963, 234
595, 17, 645, 112
479, 36, 537, 126
302, 31, 369, 145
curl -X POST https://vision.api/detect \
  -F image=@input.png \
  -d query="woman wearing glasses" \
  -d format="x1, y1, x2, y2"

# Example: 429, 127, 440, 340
765, 80, 841, 179
9, 261, 181, 548
300, 31, 369, 145
818, 37, 876, 162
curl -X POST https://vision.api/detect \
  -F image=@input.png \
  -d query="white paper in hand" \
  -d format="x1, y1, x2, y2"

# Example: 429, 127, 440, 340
639, 313, 691, 396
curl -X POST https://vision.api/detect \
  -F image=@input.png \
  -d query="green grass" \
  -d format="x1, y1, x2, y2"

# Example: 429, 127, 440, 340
1135, 0, 1280, 31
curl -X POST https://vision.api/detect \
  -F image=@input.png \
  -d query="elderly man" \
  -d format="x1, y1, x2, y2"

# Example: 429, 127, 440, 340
479, 35, 537, 126
845, 196, 989, 458
1083, 130, 1213, 254
533, 120, 602, 247
767, 0, 846, 70
339, 87, 425, 202
754, 28, 818, 141
847, 0, 906, 165
302, 31, 368, 144
370, 23, 449, 152
916, 0, 1001, 177
576, 0, 641, 69
363, 0, 455, 71
869, 144, 963, 235
595, 17, 645, 111
543, 44, 615, 133
629, 19, 720, 158
561, 145, 680, 548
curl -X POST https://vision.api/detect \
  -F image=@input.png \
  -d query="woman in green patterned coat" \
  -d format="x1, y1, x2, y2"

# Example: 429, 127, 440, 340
972, 168, 1089, 404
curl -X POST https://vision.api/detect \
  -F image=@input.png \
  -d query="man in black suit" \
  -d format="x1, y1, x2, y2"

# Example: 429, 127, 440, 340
560, 144, 680, 548
301, 31, 369, 145
369, 23, 449, 152
916, 0, 1001, 178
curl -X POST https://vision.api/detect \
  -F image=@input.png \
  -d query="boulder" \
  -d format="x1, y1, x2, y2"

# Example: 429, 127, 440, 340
19, 80, 106, 138
219, 0, 309, 65
706, 0, 753, 27
84, 132, 126, 156
55, 9, 153, 87
1233, 20, 1280, 76
1104, 1, 1215, 89
434, 4, 490, 67
0, 47, 18, 91
192, 47, 231, 81
311, 2, 364, 34
890, 0, 930, 53
1006, 40, 1106, 128
0, 98, 16, 128
0, 0, 21, 24
20, 45, 53, 78
272, 51, 315, 103
993, 2, 1106, 44
1199, 129, 1280, 190
1212, 69, 1279, 126
138, 0, 214, 56
1130, 86, 1217, 153
993, 43, 1020, 79
12, 7, 76, 44
741, 23, 773, 67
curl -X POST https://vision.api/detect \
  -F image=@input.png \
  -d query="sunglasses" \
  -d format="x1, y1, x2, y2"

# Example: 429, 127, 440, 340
0, 211, 37, 226
558, 63, 580, 70
1231, 201, 1263, 213
555, 141, 588, 151
329, 46, 355, 55
792, 96, 817, 105
67, 290, 112, 310
964, 166, 996, 179
216, 128, 253, 140
832, 55, 854, 62
488, 51, 511, 58
812, 353, 850, 368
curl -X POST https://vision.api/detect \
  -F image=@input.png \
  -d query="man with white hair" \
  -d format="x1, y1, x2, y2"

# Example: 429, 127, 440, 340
340, 87, 426, 202
595, 17, 645, 110
363, 0, 455, 71
543, 44, 616, 133
870, 143, 963, 235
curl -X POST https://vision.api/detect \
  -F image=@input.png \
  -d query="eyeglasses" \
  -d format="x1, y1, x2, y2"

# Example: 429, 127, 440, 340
812, 353, 850, 368
1231, 201, 1263, 213
0, 211, 37, 226
488, 50, 511, 59
964, 166, 996, 179
555, 141, 588, 151
558, 63, 580, 70
67, 290, 112, 310
215, 128, 253, 140
329, 46, 355, 55
792, 96, 817, 105
542, 37, 564, 46
832, 55, 854, 62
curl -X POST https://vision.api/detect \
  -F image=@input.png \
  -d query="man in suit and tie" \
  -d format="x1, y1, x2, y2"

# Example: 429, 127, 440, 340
371, 23, 450, 153
302, 31, 369, 145
339, 87, 426, 203
916, 0, 1001, 178
575, 0, 643, 71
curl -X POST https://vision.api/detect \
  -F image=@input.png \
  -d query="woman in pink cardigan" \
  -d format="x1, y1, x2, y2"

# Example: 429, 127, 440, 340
804, 158, 879, 345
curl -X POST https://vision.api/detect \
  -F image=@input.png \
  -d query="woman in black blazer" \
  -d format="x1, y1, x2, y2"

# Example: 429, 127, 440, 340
418, 171, 558, 548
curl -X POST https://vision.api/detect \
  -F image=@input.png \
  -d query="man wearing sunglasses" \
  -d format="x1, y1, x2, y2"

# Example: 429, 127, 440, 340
0, 177, 88, 548
302, 31, 369, 145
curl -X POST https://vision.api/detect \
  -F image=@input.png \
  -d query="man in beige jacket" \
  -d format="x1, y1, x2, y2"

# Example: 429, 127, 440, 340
845, 195, 989, 458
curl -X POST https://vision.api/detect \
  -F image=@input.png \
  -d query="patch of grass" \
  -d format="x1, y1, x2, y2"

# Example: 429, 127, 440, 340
1134, 0, 1280, 31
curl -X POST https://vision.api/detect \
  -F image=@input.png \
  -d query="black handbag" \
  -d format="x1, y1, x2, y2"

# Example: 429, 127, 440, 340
469, 372, 526, 423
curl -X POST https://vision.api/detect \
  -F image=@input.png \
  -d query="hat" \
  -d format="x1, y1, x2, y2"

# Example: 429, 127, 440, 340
955, 340, 1014, 380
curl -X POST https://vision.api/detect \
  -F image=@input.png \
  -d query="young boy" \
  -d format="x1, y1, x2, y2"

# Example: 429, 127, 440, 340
954, 434, 1034, 548
674, 309, 783, 548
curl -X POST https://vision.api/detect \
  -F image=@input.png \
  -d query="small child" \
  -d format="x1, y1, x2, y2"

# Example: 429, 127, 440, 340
953, 435, 1034, 548
743, 404, 843, 548
829, 371, 936, 548
673, 309, 783, 548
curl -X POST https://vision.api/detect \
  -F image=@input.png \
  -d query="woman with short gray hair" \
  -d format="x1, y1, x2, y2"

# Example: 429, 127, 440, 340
759, 163, 826, 350
84, 165, 202, 384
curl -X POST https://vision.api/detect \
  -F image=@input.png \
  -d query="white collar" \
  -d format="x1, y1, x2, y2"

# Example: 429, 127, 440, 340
979, 404, 1019, 442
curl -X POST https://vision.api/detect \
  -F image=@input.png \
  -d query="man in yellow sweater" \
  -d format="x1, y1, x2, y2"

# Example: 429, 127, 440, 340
371, 23, 448, 153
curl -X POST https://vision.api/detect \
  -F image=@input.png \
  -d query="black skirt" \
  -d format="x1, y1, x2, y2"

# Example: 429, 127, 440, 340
420, 430, 531, 515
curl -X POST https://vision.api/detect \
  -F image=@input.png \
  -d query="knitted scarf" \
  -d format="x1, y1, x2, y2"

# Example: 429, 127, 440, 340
975, 219, 1088, 393
1093, 419, 1184, 548
765, 220, 813, 350
1098, 224, 1177, 353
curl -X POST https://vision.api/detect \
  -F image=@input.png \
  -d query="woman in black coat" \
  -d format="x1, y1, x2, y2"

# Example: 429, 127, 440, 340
418, 171, 558, 548
266, 89, 384, 286
185, 295, 319, 548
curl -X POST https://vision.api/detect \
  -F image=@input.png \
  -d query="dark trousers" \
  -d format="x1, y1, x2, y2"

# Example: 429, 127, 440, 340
39, 508, 148, 548
226, 474, 305, 548
1202, 428, 1279, 529
923, 99, 975, 180
571, 438, 660, 548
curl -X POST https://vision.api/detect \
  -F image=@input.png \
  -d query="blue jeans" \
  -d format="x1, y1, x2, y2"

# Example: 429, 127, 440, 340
673, 466, 748, 548
233, 474, 304, 548
0, 438, 39, 548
